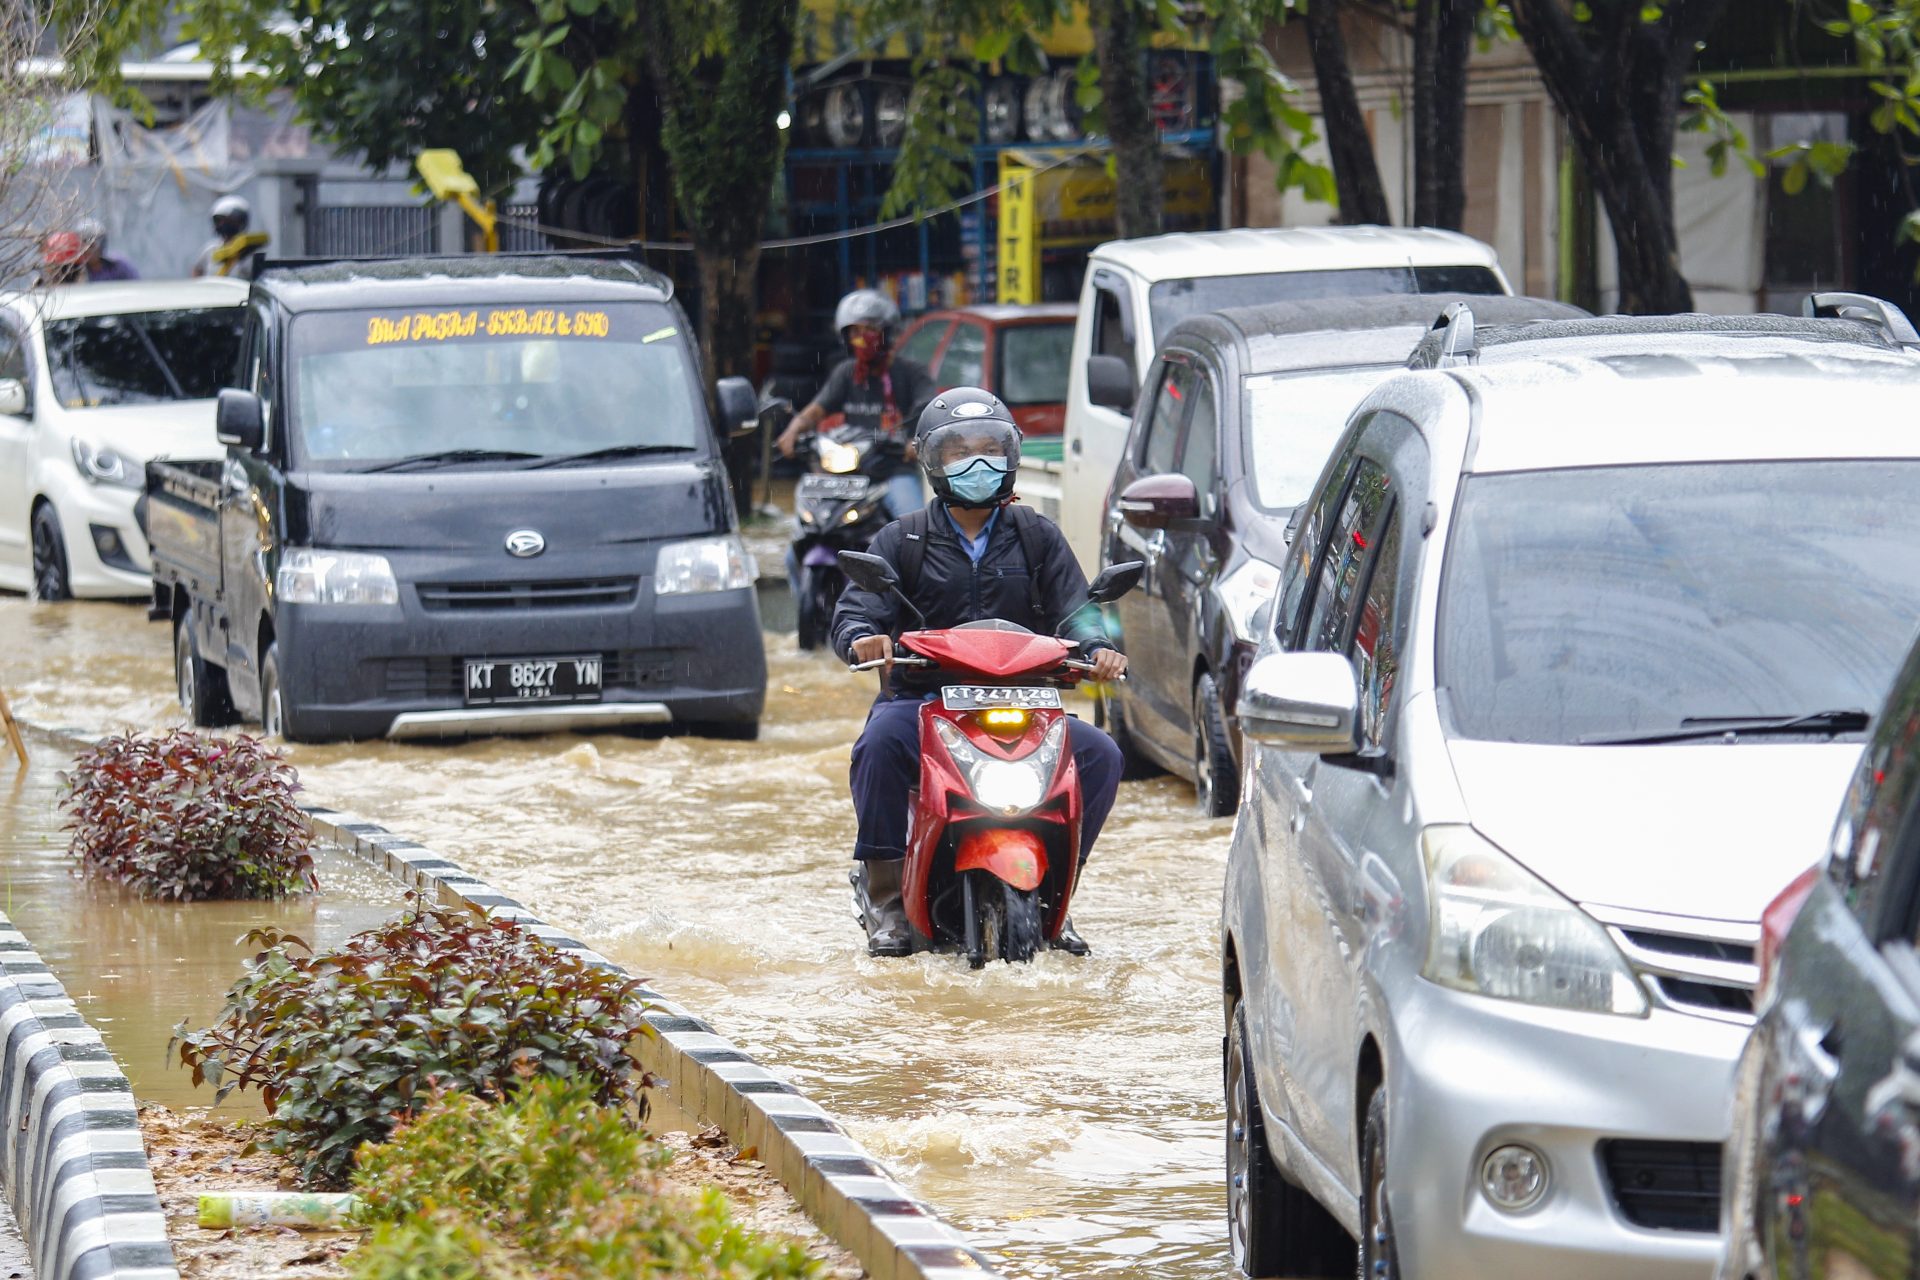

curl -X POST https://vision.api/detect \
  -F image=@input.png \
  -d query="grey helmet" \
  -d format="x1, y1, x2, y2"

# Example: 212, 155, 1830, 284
916, 387, 1021, 509
833, 289, 900, 344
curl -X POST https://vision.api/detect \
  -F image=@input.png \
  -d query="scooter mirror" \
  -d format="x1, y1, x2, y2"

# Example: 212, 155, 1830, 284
1086, 560, 1144, 605
837, 550, 900, 596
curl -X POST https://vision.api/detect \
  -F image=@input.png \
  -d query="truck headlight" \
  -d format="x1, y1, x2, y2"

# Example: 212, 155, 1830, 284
276, 548, 399, 605
654, 535, 755, 594
1218, 557, 1281, 644
1421, 826, 1647, 1017
70, 439, 140, 489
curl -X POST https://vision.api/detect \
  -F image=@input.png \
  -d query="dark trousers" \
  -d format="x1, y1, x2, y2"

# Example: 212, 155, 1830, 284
850, 695, 1125, 862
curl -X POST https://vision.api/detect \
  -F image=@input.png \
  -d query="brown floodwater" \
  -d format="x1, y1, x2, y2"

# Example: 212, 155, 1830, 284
0, 597, 1234, 1279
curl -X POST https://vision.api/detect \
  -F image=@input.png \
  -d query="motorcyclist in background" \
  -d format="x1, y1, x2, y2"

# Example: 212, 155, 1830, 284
830, 389, 1128, 956
776, 290, 934, 518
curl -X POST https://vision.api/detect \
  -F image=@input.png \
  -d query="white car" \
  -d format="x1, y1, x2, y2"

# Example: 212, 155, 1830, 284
1047, 225, 1511, 572
0, 279, 248, 599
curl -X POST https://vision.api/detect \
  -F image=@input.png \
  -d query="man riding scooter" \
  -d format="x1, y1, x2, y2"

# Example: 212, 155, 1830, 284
831, 389, 1128, 957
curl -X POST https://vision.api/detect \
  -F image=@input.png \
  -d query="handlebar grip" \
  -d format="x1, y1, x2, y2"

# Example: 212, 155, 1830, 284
847, 655, 934, 673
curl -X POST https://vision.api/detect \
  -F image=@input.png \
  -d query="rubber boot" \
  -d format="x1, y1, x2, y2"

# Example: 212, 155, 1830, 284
1050, 915, 1090, 956
851, 858, 913, 957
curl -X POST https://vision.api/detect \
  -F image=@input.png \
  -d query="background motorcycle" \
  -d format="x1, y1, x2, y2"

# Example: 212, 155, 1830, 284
791, 425, 895, 650
840, 550, 1144, 967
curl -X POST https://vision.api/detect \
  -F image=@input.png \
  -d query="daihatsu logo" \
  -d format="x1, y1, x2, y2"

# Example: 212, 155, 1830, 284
504, 529, 546, 558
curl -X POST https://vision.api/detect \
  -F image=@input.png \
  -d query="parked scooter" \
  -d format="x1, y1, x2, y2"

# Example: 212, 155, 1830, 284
837, 549, 1144, 967
790, 425, 895, 650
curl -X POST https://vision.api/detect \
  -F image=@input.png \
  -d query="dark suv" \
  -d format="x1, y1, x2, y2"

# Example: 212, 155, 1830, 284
1096, 292, 1583, 814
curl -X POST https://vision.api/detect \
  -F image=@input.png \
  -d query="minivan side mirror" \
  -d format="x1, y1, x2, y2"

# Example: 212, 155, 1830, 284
1236, 651, 1361, 754
1086, 354, 1134, 414
0, 378, 25, 417
1118, 472, 1201, 530
215, 388, 264, 450
715, 376, 759, 438
1087, 559, 1144, 604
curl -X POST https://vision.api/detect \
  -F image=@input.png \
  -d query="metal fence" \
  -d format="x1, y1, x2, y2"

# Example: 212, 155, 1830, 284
305, 204, 438, 257
498, 205, 550, 252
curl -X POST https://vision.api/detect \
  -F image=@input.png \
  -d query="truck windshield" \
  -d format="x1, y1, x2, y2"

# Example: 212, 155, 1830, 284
45, 308, 244, 408
1438, 460, 1920, 745
289, 304, 705, 468
1148, 266, 1503, 344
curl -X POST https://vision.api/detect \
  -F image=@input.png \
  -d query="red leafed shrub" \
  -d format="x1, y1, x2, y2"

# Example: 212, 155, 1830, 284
59, 730, 316, 901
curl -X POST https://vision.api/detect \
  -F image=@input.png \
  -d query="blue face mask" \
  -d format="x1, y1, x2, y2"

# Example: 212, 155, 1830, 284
944, 454, 1009, 504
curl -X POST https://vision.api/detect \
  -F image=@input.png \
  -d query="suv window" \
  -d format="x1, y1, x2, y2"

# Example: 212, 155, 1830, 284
1180, 374, 1218, 516
1304, 459, 1394, 653
0, 323, 26, 388
1092, 280, 1135, 382
46, 308, 245, 407
1140, 361, 1194, 475
1277, 436, 1363, 644
1353, 507, 1404, 749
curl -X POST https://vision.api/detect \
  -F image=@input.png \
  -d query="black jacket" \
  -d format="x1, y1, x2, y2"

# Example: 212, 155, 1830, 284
831, 503, 1115, 690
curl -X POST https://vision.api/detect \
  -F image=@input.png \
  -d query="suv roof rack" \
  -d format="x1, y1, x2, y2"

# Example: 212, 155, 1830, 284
1407, 293, 1920, 370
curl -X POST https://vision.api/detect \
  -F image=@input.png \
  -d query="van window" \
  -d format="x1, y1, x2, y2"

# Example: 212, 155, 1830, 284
1092, 283, 1135, 382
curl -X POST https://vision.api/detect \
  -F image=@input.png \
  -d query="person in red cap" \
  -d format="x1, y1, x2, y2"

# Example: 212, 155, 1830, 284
37, 232, 86, 286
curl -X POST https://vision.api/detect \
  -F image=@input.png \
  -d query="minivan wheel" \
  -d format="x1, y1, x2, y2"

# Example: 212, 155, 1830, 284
260, 643, 303, 742
1226, 1002, 1350, 1278
30, 503, 70, 602
175, 619, 236, 728
1359, 1088, 1401, 1280
1194, 671, 1239, 818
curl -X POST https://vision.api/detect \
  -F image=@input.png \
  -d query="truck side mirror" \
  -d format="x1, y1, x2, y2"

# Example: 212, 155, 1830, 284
1086, 355, 1134, 414
715, 376, 759, 438
215, 388, 264, 451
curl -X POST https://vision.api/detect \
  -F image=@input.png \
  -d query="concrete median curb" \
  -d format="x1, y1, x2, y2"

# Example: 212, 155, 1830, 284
0, 910, 177, 1280
307, 807, 1005, 1280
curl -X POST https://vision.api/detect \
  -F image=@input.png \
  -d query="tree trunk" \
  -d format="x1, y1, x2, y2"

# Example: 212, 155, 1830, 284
1304, 0, 1391, 226
1413, 0, 1473, 229
696, 243, 760, 385
1091, 0, 1162, 239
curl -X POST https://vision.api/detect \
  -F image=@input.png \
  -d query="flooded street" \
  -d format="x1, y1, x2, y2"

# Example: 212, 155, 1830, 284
0, 597, 1233, 1278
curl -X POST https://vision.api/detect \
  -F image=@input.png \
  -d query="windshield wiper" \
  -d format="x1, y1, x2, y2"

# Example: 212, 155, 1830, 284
1577, 708, 1872, 746
357, 449, 542, 473
524, 443, 696, 470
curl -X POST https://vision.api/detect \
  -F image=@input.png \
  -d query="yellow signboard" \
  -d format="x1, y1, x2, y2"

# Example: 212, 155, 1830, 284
997, 154, 1040, 305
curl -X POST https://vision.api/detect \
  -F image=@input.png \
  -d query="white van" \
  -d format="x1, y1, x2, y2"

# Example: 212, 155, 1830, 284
1040, 226, 1511, 571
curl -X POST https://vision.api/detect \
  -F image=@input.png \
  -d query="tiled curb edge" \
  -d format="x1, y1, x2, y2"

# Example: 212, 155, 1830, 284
0, 910, 177, 1280
306, 807, 1003, 1280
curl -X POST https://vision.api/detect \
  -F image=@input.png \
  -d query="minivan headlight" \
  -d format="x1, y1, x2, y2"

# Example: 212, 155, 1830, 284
71, 439, 140, 489
1218, 557, 1282, 644
276, 548, 399, 605
654, 535, 755, 594
1421, 826, 1647, 1017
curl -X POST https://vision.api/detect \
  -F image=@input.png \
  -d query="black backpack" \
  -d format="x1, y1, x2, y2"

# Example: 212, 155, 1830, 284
893, 503, 1049, 621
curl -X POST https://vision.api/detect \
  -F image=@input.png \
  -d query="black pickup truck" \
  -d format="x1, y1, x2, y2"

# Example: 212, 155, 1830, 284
144, 252, 768, 742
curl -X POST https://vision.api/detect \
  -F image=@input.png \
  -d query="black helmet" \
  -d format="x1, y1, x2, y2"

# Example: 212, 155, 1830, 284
916, 387, 1022, 509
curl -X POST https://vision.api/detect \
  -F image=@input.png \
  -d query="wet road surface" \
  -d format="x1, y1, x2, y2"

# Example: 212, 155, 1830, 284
0, 598, 1235, 1278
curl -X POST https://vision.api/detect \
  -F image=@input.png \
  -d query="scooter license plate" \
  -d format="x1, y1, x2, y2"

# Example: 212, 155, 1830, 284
941, 685, 1063, 711
797, 474, 870, 500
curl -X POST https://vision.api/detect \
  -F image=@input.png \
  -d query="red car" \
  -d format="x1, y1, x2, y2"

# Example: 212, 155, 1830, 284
894, 303, 1075, 434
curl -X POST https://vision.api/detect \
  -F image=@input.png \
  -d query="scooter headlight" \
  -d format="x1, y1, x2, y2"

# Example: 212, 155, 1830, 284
817, 437, 861, 474
933, 717, 1068, 816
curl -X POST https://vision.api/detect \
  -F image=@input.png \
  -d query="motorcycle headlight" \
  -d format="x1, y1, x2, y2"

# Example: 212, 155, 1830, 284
654, 535, 755, 594
1421, 826, 1647, 1017
70, 439, 140, 489
817, 438, 860, 475
276, 548, 399, 606
933, 717, 1068, 816
1218, 557, 1282, 644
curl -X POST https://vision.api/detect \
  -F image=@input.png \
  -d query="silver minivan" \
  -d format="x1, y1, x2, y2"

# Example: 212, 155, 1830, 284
1222, 305, 1920, 1279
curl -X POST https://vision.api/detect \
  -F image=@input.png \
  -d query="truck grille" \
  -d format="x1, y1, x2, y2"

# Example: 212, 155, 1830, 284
1599, 1140, 1720, 1233
1585, 905, 1759, 1024
384, 650, 681, 697
416, 578, 637, 611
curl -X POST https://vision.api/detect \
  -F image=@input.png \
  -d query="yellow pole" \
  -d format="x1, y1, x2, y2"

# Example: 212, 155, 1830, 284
0, 690, 27, 770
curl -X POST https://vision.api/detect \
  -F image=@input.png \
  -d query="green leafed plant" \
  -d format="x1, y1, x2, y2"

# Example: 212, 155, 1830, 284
59, 730, 316, 901
172, 897, 653, 1184
348, 1080, 819, 1280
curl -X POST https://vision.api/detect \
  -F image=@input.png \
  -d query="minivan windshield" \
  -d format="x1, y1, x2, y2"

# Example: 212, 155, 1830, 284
1439, 460, 1920, 745
1149, 265, 1502, 343
289, 303, 704, 468
46, 307, 244, 408
1244, 366, 1395, 510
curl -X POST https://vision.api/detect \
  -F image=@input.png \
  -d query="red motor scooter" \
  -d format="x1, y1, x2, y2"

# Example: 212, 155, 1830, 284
838, 550, 1143, 967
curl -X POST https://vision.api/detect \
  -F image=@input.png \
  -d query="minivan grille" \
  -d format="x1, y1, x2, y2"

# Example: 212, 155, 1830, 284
1586, 906, 1759, 1024
1599, 1140, 1720, 1233
384, 650, 680, 697
416, 578, 637, 611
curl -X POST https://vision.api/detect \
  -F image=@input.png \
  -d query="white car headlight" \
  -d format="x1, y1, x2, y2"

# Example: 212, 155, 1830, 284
70, 439, 140, 489
933, 716, 1067, 815
276, 548, 399, 606
1421, 825, 1648, 1017
654, 535, 755, 595
1218, 557, 1282, 644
